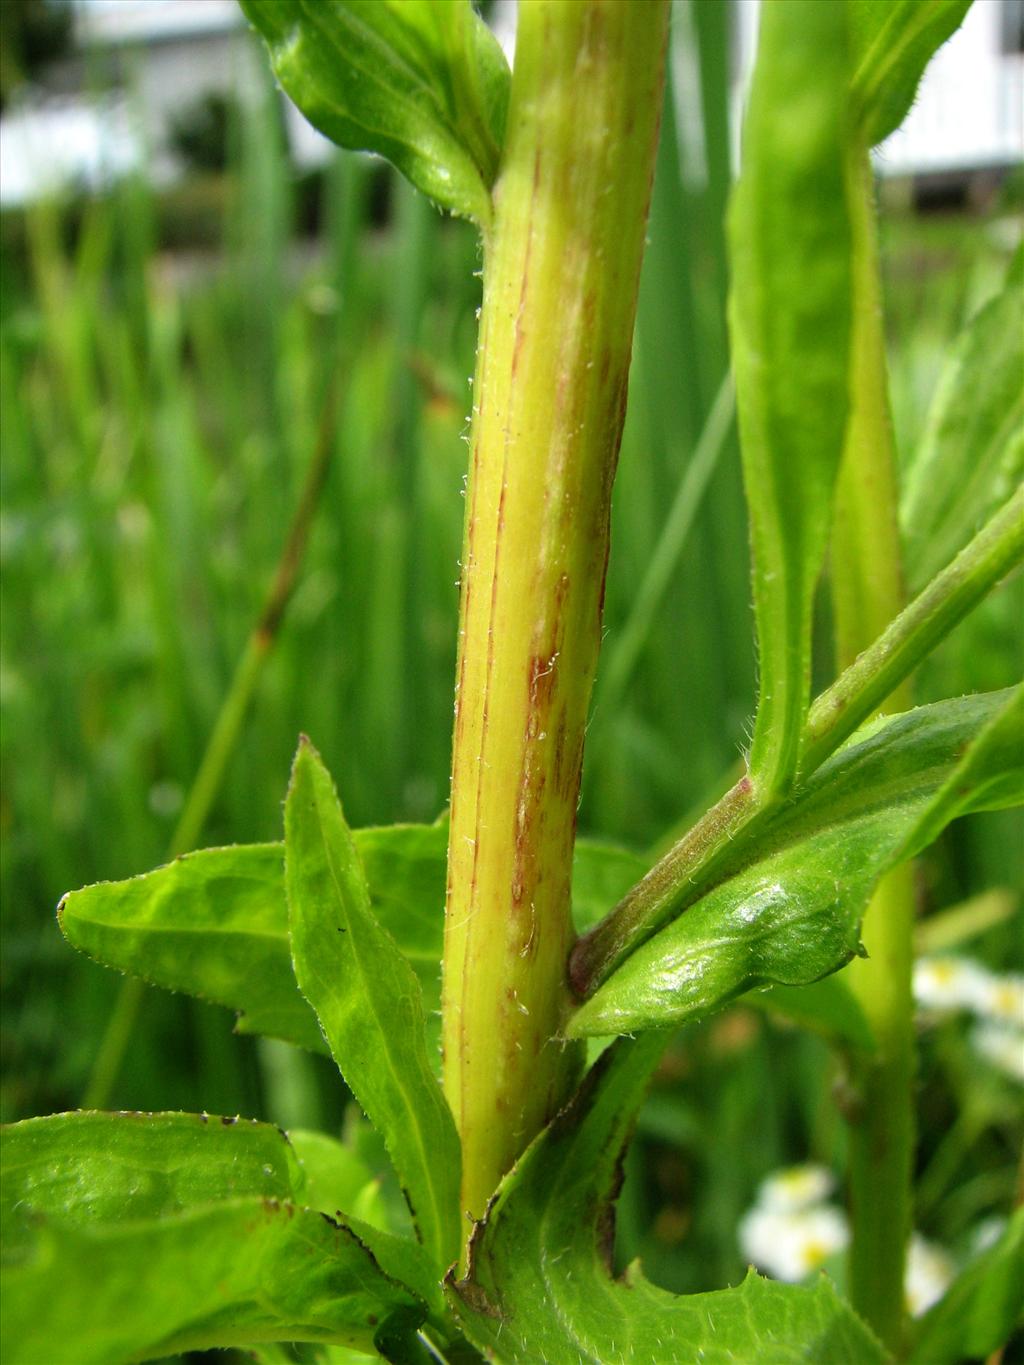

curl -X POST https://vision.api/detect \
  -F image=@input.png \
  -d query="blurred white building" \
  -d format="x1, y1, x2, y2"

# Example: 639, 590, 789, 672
735, 0, 1023, 183
1, 0, 269, 206
2, 0, 1022, 209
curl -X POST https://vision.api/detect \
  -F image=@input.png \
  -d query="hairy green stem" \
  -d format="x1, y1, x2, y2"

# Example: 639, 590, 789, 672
441, 0, 667, 1245
569, 483, 1023, 999
82, 377, 342, 1110
803, 483, 1024, 773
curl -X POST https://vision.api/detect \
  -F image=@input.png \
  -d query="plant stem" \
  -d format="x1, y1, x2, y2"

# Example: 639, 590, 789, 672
568, 771, 759, 997
830, 143, 912, 1354
82, 376, 342, 1110
568, 485, 1023, 998
803, 483, 1023, 772
441, 0, 667, 1246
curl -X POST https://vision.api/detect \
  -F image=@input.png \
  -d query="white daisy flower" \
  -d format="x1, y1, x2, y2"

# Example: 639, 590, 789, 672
913, 956, 993, 1015
970, 972, 1024, 1028
970, 1021, 1024, 1083
756, 1163, 836, 1213
739, 1203, 849, 1283
905, 1234, 955, 1317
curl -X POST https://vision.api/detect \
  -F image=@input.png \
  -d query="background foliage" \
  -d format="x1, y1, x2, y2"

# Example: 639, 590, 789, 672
1, 2, 1021, 1340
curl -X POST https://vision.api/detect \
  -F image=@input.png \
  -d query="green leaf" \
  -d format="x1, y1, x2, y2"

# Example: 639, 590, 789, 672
1, 1110, 301, 1238
247, 1347, 375, 1365
58, 822, 449, 1058
849, 0, 972, 147
1, 1112, 426, 1363
58, 842, 327, 1053
451, 1038, 889, 1364
901, 250, 1024, 593
727, 0, 853, 795
239, 0, 509, 226
895, 683, 1024, 858
907, 1210, 1024, 1365
285, 737, 460, 1270
288, 1128, 388, 1228
567, 690, 1022, 1038
286, 1132, 450, 1330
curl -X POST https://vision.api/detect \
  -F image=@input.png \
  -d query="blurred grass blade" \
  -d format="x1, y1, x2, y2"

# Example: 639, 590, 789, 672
567, 689, 1021, 1038
749, 976, 875, 1054
850, 0, 972, 146
285, 738, 461, 1269
595, 376, 734, 727
82, 370, 344, 1109
727, 0, 853, 796
914, 888, 1019, 955
901, 247, 1024, 594
1, 1112, 427, 1363
451, 1036, 888, 1364
239, 0, 509, 225
907, 1208, 1024, 1365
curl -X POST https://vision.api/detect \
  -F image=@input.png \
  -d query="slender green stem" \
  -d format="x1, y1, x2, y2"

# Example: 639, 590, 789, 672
568, 770, 760, 997
568, 484, 1023, 999
81, 977, 147, 1113
441, 0, 668, 1249
843, 855, 914, 1350
82, 376, 342, 1110
830, 143, 912, 1354
804, 484, 1023, 773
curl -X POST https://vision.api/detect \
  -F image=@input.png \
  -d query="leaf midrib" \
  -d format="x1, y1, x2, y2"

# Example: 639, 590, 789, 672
302, 768, 453, 1266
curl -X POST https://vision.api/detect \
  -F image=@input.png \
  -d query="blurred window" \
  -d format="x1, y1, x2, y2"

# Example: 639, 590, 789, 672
1003, 0, 1024, 54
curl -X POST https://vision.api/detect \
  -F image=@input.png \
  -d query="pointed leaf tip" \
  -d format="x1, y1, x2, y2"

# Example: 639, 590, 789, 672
284, 741, 461, 1269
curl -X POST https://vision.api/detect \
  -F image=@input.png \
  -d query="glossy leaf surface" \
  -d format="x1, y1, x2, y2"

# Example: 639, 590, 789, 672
451, 1038, 888, 1364
727, 0, 853, 795
285, 738, 460, 1269
1, 1112, 425, 1363
239, 0, 509, 225
907, 1209, 1024, 1365
901, 251, 1024, 592
849, 0, 972, 146
568, 691, 1022, 1038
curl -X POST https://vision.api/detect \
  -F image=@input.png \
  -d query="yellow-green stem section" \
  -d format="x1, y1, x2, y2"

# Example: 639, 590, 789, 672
442, 0, 667, 1240
832, 144, 914, 1355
